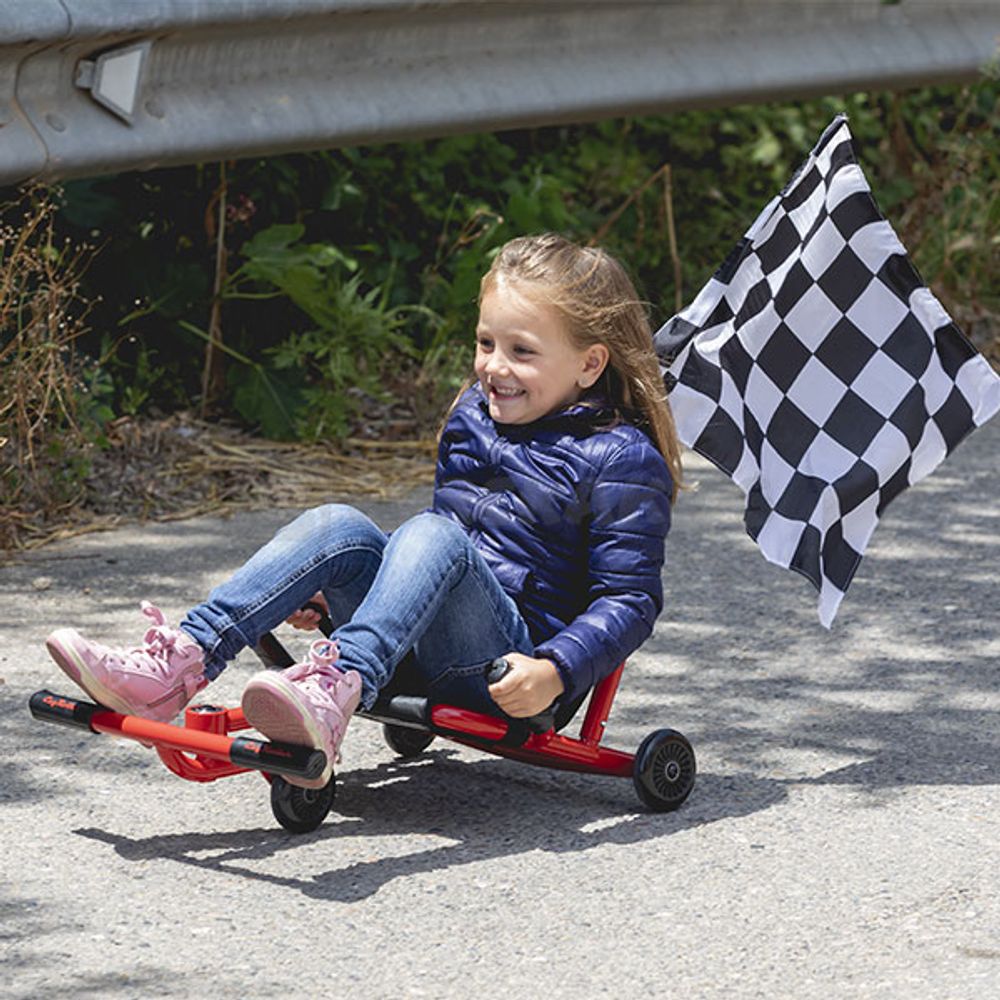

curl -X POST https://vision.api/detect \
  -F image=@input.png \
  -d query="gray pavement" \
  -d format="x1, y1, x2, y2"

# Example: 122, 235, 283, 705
2, 416, 998, 999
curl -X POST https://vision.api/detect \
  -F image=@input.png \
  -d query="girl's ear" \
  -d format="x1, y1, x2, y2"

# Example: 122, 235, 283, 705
578, 344, 610, 388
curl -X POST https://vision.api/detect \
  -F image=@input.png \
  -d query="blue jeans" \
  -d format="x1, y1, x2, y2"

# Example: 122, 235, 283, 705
180, 505, 534, 712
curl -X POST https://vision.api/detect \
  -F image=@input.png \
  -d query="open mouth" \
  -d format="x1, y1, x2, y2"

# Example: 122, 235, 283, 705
488, 384, 525, 400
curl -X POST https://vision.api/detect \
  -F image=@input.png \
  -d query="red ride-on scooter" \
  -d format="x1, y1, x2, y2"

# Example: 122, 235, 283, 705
29, 609, 695, 833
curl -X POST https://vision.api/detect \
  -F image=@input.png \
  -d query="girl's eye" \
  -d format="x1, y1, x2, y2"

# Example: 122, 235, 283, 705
513, 345, 534, 356
477, 337, 493, 350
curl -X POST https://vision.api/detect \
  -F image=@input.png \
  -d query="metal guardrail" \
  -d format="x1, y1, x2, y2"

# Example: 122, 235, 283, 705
1, 1, 998, 185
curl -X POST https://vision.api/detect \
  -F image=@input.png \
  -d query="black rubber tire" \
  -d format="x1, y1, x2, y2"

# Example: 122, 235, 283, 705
269, 773, 336, 833
632, 728, 696, 812
382, 723, 435, 758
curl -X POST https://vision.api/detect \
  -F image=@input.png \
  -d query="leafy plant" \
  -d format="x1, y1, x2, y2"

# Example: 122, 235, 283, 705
225, 223, 417, 439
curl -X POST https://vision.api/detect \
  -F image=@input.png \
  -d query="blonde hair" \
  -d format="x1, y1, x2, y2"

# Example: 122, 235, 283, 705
478, 233, 683, 500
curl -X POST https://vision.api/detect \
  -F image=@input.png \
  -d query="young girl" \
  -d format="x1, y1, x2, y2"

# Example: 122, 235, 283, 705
45, 233, 683, 790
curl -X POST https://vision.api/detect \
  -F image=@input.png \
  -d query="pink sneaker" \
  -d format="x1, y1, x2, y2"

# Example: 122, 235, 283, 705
45, 602, 207, 723
241, 639, 362, 789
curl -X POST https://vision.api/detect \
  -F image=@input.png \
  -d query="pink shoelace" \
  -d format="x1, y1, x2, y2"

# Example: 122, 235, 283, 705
284, 639, 342, 686
134, 601, 201, 691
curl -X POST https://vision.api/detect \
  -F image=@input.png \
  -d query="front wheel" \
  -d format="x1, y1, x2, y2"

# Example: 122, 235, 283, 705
383, 723, 435, 758
270, 774, 336, 833
632, 729, 696, 812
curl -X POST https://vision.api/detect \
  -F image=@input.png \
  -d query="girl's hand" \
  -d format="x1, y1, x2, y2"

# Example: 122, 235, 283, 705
285, 591, 329, 631
488, 652, 565, 718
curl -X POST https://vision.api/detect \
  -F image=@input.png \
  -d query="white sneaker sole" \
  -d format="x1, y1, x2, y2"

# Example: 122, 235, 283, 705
242, 673, 358, 789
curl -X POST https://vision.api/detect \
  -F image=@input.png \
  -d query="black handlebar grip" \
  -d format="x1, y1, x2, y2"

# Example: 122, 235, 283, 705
486, 656, 511, 685
303, 600, 335, 638
483, 658, 555, 734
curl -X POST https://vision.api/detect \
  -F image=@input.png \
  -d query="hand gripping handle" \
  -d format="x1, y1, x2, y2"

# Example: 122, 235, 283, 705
485, 657, 555, 734
302, 600, 335, 637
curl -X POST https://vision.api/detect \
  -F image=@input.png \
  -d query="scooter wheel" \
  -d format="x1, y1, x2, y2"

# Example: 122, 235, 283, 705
383, 723, 435, 758
632, 728, 696, 812
270, 773, 336, 833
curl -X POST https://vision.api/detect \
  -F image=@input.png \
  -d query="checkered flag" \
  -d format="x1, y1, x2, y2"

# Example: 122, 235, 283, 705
657, 115, 1000, 626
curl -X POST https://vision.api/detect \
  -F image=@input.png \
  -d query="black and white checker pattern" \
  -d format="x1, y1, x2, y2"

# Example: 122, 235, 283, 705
656, 115, 1000, 626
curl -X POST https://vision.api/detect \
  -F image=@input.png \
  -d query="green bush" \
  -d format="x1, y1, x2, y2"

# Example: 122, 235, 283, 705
231, 222, 413, 438
33, 76, 997, 440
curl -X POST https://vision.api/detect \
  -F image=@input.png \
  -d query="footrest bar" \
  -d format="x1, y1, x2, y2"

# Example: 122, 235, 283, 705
30, 689, 326, 781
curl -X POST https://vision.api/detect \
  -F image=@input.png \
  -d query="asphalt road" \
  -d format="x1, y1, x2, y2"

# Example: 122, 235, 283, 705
2, 415, 998, 999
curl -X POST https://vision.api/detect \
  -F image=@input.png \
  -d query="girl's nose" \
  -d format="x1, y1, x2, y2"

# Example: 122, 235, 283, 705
484, 350, 510, 377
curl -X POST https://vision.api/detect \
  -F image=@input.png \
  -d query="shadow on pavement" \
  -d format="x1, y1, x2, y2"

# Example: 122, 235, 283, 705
73, 750, 787, 902
6, 422, 999, 860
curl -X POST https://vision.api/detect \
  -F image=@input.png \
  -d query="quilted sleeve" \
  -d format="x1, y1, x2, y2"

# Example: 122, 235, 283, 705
533, 438, 672, 705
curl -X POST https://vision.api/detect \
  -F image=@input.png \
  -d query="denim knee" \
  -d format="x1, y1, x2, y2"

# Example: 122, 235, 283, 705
281, 503, 383, 553
388, 512, 469, 565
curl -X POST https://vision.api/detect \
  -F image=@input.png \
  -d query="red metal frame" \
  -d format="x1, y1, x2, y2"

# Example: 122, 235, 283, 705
81, 704, 253, 782
154, 706, 252, 781
31, 662, 634, 783
438, 663, 633, 776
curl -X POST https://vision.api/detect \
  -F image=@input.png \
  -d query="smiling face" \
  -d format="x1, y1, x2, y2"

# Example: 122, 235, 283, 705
474, 278, 609, 425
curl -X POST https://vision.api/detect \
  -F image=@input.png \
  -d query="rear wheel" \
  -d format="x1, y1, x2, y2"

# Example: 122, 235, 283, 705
383, 723, 435, 758
632, 729, 696, 812
270, 774, 336, 833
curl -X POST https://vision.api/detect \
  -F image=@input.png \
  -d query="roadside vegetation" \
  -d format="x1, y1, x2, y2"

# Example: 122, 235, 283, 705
1, 79, 996, 551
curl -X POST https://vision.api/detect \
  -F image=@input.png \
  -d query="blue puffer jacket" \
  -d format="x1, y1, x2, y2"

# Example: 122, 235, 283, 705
432, 384, 673, 706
